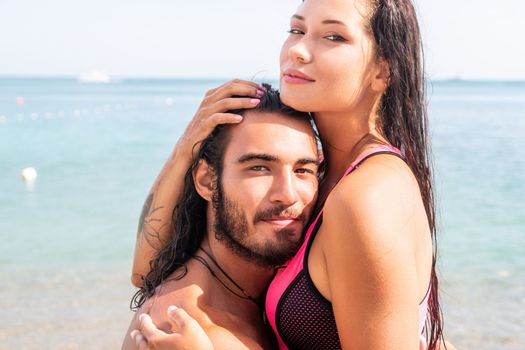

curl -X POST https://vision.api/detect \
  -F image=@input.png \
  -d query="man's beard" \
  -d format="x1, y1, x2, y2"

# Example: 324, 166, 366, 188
212, 178, 304, 268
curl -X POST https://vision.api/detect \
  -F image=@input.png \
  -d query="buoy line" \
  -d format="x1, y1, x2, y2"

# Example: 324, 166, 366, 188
0, 97, 176, 125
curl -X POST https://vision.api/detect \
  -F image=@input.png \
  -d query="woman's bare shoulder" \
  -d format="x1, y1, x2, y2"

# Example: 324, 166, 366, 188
322, 153, 423, 255
330, 154, 417, 210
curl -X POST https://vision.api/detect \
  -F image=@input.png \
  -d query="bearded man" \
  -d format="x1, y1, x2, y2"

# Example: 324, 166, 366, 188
122, 87, 319, 350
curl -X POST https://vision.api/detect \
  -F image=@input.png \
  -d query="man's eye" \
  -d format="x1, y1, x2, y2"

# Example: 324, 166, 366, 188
250, 166, 269, 172
296, 168, 315, 175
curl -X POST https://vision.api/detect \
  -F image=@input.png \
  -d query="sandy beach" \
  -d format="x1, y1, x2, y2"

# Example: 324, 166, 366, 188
2, 263, 525, 349
1, 265, 134, 349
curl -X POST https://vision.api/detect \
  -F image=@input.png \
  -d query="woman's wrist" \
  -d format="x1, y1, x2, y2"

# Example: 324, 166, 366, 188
166, 140, 193, 171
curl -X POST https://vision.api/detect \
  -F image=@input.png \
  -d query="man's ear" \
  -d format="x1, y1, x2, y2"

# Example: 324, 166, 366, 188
371, 58, 390, 92
193, 159, 216, 201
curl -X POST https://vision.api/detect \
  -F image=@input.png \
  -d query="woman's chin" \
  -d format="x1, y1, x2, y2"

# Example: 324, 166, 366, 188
280, 89, 314, 113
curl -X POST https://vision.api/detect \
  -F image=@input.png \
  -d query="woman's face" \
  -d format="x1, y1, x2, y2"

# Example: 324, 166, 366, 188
279, 0, 381, 113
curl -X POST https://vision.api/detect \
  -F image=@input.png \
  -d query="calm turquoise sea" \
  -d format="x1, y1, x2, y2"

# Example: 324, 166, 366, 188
0, 77, 524, 349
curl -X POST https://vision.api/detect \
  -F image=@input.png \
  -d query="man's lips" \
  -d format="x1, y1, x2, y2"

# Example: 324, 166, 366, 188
262, 217, 302, 226
282, 68, 315, 84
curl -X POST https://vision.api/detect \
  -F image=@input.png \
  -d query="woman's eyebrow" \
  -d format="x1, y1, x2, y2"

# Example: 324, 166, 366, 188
322, 19, 347, 26
292, 14, 348, 28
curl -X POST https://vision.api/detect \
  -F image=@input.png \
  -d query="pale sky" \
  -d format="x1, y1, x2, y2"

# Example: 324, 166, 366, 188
0, 0, 523, 80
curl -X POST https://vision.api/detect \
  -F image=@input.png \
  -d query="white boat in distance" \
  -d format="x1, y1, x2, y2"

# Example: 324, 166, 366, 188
77, 70, 112, 84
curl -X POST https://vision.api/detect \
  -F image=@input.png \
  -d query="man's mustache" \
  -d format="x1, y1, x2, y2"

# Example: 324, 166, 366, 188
253, 205, 305, 225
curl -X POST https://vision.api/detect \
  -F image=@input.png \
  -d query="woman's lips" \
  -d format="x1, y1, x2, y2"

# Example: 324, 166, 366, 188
282, 69, 315, 84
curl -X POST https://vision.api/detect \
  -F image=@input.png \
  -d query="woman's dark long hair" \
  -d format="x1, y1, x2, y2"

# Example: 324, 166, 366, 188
131, 84, 311, 310
367, 0, 444, 348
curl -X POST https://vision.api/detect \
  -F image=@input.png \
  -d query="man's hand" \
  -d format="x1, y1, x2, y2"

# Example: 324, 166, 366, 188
420, 335, 427, 350
131, 306, 213, 350
419, 335, 458, 350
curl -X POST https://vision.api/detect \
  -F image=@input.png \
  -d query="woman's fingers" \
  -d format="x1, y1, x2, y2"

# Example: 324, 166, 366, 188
204, 113, 244, 127
138, 313, 165, 339
193, 97, 259, 132
229, 78, 262, 89
190, 97, 260, 137
210, 82, 264, 103
131, 329, 150, 350
166, 306, 214, 350
167, 305, 197, 331
202, 80, 264, 106
217, 79, 262, 95
208, 97, 261, 115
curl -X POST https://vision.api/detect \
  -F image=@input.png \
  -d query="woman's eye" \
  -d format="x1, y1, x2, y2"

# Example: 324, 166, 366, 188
287, 28, 304, 35
325, 34, 347, 42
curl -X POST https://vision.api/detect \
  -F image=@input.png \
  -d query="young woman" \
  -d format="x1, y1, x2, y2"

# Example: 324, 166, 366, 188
130, 0, 444, 348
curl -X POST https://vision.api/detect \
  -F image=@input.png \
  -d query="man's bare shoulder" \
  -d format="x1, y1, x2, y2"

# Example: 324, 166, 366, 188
139, 283, 264, 349
205, 325, 266, 350
148, 280, 208, 332
122, 280, 209, 349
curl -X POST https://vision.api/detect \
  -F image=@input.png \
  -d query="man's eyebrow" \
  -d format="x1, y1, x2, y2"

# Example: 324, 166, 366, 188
297, 158, 320, 166
237, 153, 278, 163
237, 154, 320, 166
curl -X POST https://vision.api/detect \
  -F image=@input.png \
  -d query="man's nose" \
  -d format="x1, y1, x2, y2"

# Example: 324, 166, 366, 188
269, 174, 300, 206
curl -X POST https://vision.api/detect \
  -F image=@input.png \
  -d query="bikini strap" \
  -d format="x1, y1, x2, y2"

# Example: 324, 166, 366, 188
305, 145, 401, 242
343, 145, 402, 177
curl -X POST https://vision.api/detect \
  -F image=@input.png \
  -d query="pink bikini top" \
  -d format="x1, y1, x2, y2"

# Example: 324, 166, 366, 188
265, 145, 431, 350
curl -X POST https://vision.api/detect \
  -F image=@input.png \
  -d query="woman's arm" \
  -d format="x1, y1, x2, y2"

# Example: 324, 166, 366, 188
131, 79, 265, 287
322, 157, 429, 349
131, 146, 192, 287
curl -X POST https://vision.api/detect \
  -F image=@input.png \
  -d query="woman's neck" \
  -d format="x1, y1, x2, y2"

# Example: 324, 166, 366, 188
314, 107, 388, 202
315, 92, 384, 170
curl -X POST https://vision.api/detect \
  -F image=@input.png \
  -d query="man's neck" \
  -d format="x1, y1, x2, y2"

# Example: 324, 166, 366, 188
200, 237, 275, 302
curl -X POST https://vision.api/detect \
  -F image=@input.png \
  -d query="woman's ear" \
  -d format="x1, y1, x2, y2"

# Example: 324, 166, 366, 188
193, 159, 216, 201
371, 59, 390, 92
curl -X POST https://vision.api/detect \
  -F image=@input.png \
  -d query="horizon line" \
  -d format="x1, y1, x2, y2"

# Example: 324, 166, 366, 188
1, 74, 525, 83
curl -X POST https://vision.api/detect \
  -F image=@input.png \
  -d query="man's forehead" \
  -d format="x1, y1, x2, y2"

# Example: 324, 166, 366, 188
232, 110, 312, 133
224, 111, 317, 160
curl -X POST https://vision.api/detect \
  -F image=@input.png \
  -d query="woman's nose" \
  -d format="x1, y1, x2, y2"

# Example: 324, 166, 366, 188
288, 39, 312, 64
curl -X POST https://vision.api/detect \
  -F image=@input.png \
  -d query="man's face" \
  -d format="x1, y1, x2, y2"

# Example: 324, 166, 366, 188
212, 111, 319, 267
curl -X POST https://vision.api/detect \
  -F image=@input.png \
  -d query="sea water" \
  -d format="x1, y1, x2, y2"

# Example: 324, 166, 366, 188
0, 77, 524, 349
